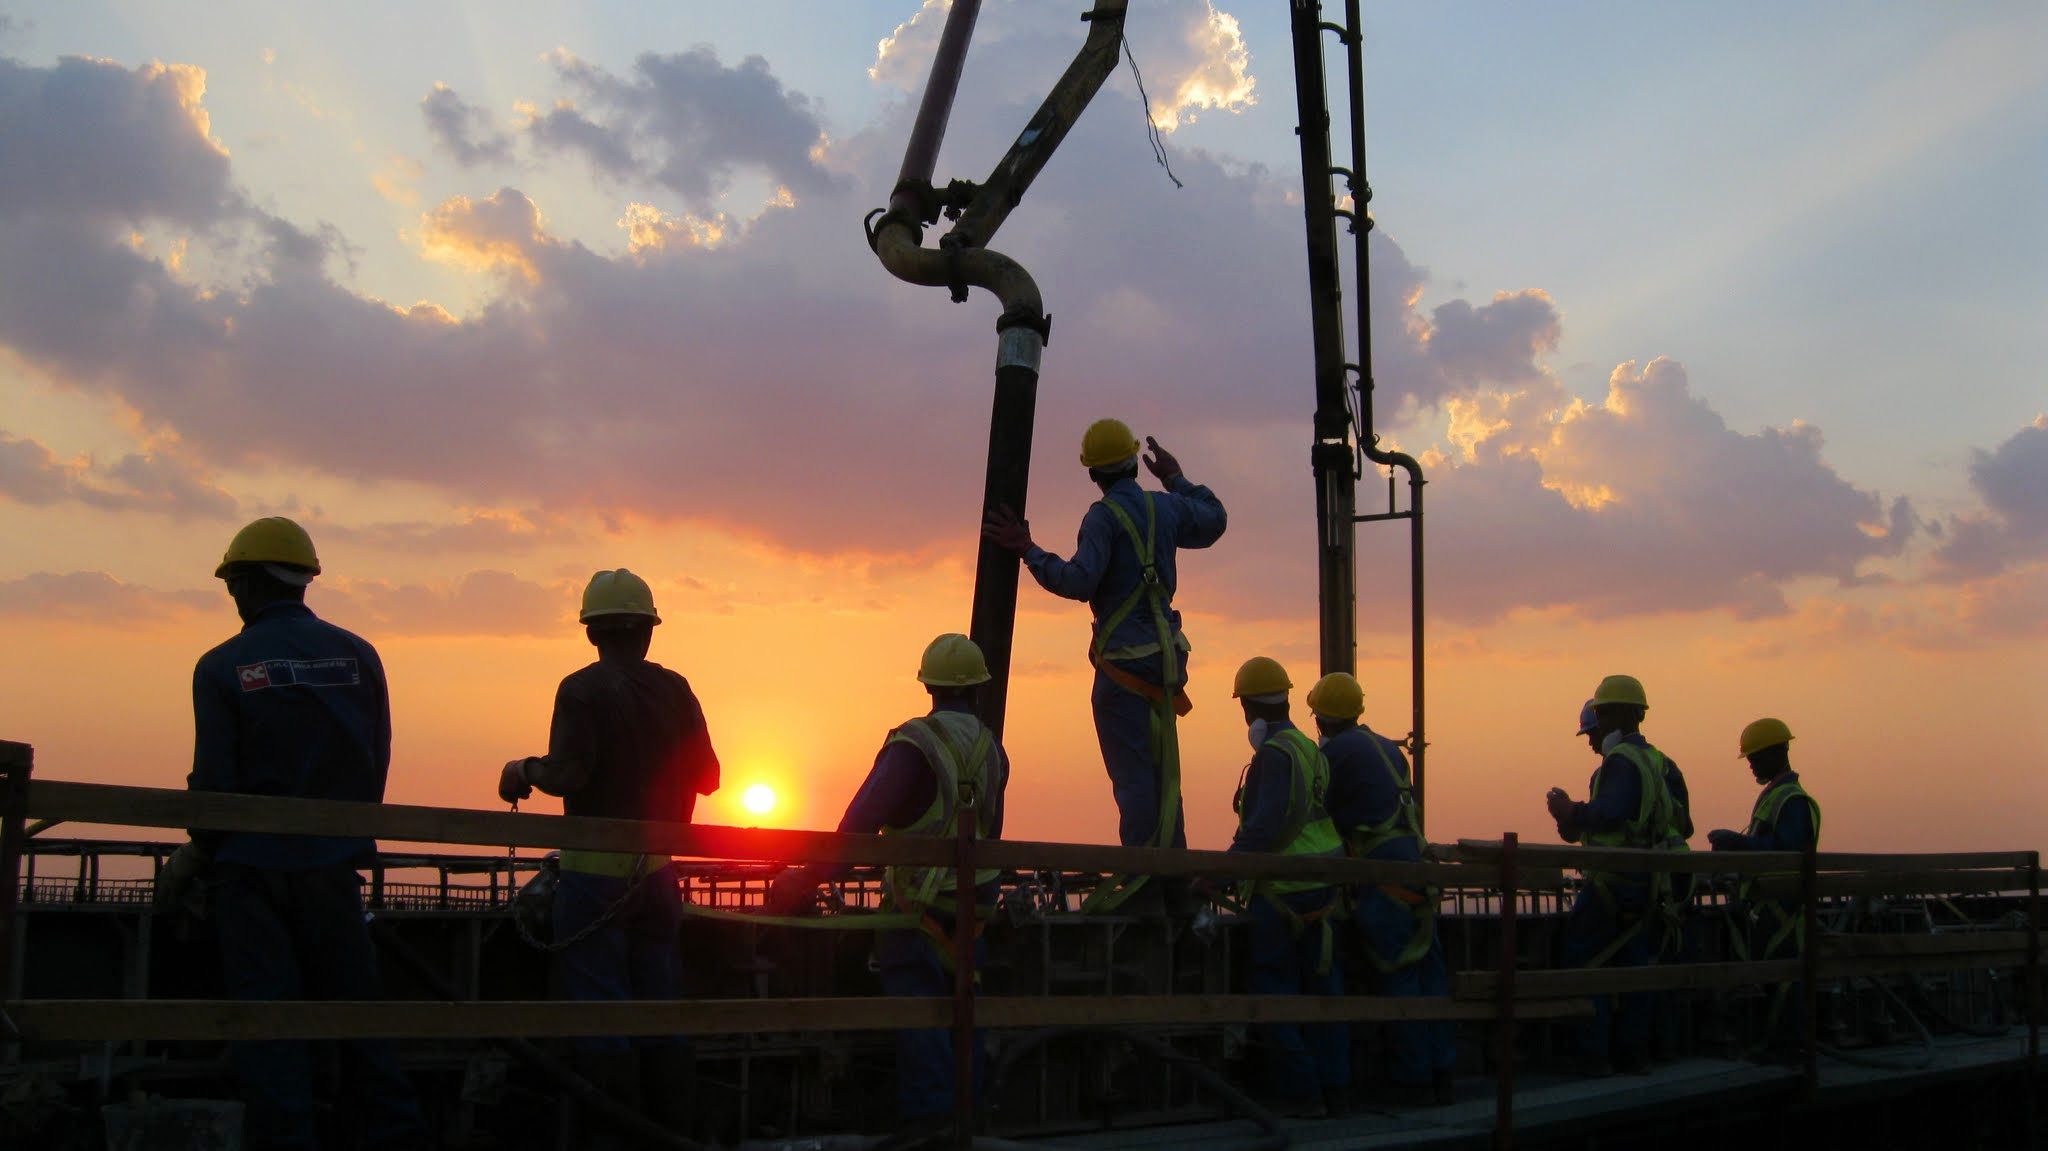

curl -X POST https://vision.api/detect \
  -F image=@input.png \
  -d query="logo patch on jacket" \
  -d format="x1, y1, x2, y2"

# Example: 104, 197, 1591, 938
236, 658, 360, 692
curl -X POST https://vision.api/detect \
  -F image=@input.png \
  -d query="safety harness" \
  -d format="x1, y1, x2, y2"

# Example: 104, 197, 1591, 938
1081, 491, 1190, 914
1232, 727, 1348, 974
1342, 730, 1437, 974
1577, 740, 1677, 969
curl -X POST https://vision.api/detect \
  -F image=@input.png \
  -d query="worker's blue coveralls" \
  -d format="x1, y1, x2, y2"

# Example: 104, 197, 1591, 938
545, 656, 721, 1057
1230, 720, 1349, 1100
1023, 473, 1225, 848
1714, 772, 1820, 1044
189, 601, 426, 1150
1323, 725, 1454, 1087
1554, 731, 1665, 1067
823, 700, 1009, 1122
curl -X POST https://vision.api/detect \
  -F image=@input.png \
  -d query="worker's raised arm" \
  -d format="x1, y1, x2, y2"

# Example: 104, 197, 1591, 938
1019, 503, 1114, 601
1147, 437, 1227, 549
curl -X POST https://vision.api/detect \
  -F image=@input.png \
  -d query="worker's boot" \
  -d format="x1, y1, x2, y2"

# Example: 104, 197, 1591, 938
639, 1043, 698, 1139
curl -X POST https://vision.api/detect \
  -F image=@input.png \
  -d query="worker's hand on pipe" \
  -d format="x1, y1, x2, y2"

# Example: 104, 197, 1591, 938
1142, 437, 1182, 484
1544, 787, 1573, 823
982, 504, 1034, 555
499, 758, 538, 804
1706, 829, 1741, 852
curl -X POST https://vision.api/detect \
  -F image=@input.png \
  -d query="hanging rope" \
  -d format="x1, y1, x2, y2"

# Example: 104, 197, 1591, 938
1122, 35, 1184, 189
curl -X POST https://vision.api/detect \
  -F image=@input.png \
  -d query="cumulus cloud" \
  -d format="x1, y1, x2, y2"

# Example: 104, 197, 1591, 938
0, 431, 237, 518
525, 47, 833, 208
421, 82, 514, 167
0, 571, 213, 622
1932, 416, 2048, 578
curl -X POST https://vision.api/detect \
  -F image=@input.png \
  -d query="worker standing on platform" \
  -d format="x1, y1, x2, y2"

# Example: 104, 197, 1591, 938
1709, 718, 1822, 1045
982, 419, 1226, 914
1544, 674, 1676, 1076
1311, 672, 1454, 1104
764, 634, 1009, 1128
1225, 657, 1349, 1116
498, 569, 720, 1139
169, 517, 426, 1149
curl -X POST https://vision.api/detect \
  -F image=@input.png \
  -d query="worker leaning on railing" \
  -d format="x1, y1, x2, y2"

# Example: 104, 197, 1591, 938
1708, 717, 1823, 1048
167, 516, 427, 1150
765, 633, 1010, 1129
497, 568, 721, 1139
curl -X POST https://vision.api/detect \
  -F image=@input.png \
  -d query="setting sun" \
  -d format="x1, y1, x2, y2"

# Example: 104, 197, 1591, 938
741, 783, 777, 816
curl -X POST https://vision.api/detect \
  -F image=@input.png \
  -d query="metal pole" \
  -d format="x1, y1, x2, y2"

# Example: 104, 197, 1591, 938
1494, 831, 1517, 1149
1799, 843, 1819, 1101
970, 351, 1039, 741
0, 742, 30, 1005
952, 799, 979, 1148
2027, 850, 2040, 1137
892, 0, 982, 198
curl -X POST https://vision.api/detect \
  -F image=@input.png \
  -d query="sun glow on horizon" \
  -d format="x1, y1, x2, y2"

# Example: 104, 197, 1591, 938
741, 783, 777, 816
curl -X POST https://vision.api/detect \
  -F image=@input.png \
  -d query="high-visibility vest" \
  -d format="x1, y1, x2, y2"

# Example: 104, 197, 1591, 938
881, 712, 1002, 914
1337, 729, 1423, 861
1745, 778, 1822, 847
1738, 778, 1823, 958
1234, 728, 1346, 898
1583, 741, 1673, 852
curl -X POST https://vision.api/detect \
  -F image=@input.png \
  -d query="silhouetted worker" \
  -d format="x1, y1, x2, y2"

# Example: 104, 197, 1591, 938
499, 568, 720, 1141
168, 516, 425, 1149
1544, 674, 1677, 1076
1311, 672, 1454, 1104
765, 634, 1009, 1128
983, 419, 1225, 914
1225, 657, 1349, 1116
1709, 718, 1822, 1047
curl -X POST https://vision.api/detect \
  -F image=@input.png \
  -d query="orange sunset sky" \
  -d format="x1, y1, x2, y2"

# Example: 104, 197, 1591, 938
1, 2, 2043, 854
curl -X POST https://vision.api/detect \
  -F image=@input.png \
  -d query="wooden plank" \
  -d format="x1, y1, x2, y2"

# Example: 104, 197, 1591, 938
1818, 931, 2039, 958
1453, 960, 1804, 1001
1454, 839, 1803, 875
0, 741, 30, 769
2, 994, 1591, 1042
1812, 850, 2038, 872
1817, 952, 2031, 979
24, 780, 1505, 887
1749, 870, 2027, 899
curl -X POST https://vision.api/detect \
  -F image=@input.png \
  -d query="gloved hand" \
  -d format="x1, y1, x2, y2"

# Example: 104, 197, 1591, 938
1188, 877, 1226, 906
981, 504, 1034, 555
499, 757, 538, 804
1544, 787, 1574, 823
1707, 829, 1743, 852
1141, 436, 1183, 484
154, 840, 211, 912
763, 869, 819, 918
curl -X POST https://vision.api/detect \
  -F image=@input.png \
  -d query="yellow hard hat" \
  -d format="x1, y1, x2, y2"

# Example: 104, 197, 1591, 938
579, 569, 660, 625
917, 633, 991, 687
1738, 717, 1794, 758
215, 516, 320, 579
1590, 674, 1648, 709
1079, 418, 1140, 470
1305, 672, 1364, 719
1232, 656, 1292, 700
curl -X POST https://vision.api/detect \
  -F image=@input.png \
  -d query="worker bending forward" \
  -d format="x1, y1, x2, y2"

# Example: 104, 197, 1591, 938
499, 569, 721, 1137
1709, 718, 1822, 1046
768, 634, 1010, 1126
984, 419, 1225, 913
1311, 672, 1454, 1104
1225, 657, 1349, 1116
177, 517, 426, 1149
1544, 674, 1678, 1076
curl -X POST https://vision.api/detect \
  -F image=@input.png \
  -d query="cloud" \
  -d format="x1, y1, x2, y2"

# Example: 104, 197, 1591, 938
1136, 2, 1257, 133
0, 571, 214, 622
526, 47, 833, 209
324, 509, 580, 555
1932, 416, 2048, 578
421, 82, 514, 167
323, 570, 572, 637
419, 186, 548, 279
0, 431, 238, 518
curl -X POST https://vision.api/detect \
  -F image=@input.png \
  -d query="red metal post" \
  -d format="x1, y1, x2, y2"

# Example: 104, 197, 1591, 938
952, 797, 978, 1148
0, 742, 31, 1005
1799, 843, 1819, 1101
1494, 831, 1517, 1150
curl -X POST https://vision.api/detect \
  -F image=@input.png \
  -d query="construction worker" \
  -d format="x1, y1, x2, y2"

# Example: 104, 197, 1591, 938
1311, 672, 1453, 1104
1709, 718, 1822, 1048
982, 419, 1225, 913
498, 568, 720, 1139
764, 634, 1009, 1127
1224, 657, 1349, 1116
1544, 674, 1678, 1075
169, 517, 426, 1149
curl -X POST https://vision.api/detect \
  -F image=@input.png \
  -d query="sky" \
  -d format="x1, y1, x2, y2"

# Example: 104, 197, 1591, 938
0, 1, 2042, 855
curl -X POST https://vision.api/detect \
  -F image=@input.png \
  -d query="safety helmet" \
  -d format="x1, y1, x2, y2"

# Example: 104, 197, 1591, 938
917, 633, 991, 687
1576, 699, 1599, 736
1232, 656, 1292, 701
1590, 674, 1648, 710
1738, 717, 1794, 759
1305, 672, 1365, 719
579, 569, 660, 625
1079, 418, 1141, 470
215, 517, 320, 579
